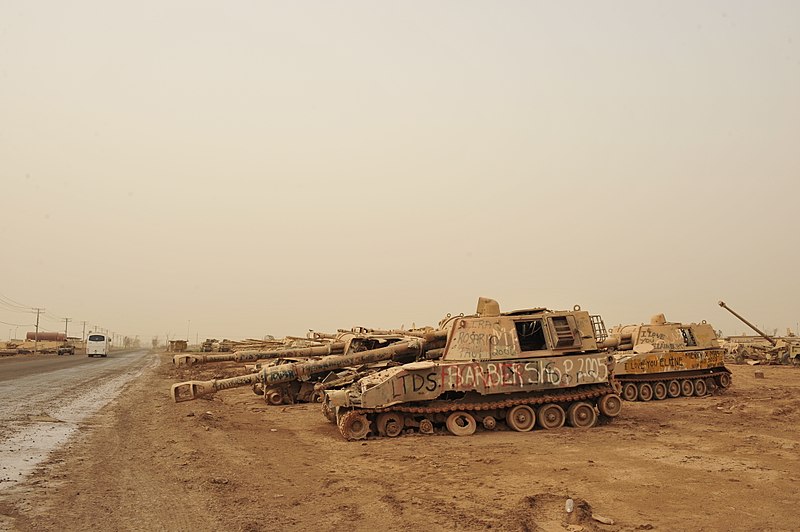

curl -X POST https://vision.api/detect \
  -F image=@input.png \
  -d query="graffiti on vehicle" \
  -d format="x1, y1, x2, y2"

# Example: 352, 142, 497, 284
388, 356, 609, 398
617, 349, 725, 374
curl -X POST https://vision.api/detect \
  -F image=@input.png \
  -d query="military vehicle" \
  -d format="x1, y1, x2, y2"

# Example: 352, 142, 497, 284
253, 331, 420, 405
324, 298, 622, 440
718, 301, 800, 365
171, 331, 446, 405
171, 330, 421, 404
609, 314, 731, 401
172, 330, 408, 367
251, 357, 327, 404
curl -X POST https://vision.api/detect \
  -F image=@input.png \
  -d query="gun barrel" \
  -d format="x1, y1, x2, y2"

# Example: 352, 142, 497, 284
171, 372, 261, 403
173, 353, 238, 366
258, 332, 446, 386
171, 330, 448, 402
718, 300, 777, 346
234, 341, 346, 362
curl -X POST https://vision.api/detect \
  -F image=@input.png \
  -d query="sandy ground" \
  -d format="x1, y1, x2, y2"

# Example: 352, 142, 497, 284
0, 353, 798, 532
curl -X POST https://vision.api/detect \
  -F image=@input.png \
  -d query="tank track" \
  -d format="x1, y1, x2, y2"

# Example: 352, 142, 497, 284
388, 383, 613, 414
619, 369, 732, 401
337, 383, 618, 440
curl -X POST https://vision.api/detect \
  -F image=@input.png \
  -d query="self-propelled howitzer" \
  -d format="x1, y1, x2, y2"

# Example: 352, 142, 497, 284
325, 298, 622, 440
610, 314, 731, 401
170, 332, 448, 403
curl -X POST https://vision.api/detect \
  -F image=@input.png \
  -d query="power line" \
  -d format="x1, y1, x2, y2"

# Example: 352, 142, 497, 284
1, 291, 132, 345
0, 319, 33, 327
0, 292, 34, 310
0, 300, 35, 314
40, 313, 65, 324
0, 293, 65, 322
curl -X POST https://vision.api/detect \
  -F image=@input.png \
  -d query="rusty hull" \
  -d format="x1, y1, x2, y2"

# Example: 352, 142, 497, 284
337, 353, 613, 410
328, 299, 616, 411
610, 319, 725, 376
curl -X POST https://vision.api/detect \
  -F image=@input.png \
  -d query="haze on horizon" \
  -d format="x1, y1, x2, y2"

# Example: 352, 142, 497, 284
1, 1, 798, 343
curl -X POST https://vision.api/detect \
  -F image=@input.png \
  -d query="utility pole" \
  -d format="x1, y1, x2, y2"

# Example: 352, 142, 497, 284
81, 321, 87, 341
33, 308, 43, 355
64, 317, 71, 339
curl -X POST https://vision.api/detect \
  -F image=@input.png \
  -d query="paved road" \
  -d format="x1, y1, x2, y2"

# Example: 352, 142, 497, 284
0, 352, 107, 382
0, 350, 157, 490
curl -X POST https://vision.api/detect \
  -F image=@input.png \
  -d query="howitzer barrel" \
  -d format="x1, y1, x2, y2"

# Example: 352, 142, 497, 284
173, 353, 238, 366
356, 328, 429, 338
171, 330, 448, 403
718, 300, 777, 346
234, 341, 346, 362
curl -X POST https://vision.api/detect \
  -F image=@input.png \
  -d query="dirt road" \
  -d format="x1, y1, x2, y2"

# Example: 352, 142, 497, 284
1, 354, 798, 531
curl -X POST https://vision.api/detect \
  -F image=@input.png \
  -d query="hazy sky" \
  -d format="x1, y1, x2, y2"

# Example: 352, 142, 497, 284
1, 1, 798, 342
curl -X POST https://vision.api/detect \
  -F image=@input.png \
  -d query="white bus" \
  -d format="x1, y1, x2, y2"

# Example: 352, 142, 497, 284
86, 333, 110, 357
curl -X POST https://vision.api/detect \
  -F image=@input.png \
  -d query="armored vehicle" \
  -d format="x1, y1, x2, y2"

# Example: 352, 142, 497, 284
172, 330, 421, 405
609, 314, 731, 401
718, 301, 800, 365
324, 298, 622, 440
171, 331, 446, 405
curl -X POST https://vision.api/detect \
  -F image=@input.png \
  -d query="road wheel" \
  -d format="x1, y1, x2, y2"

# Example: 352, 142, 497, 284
446, 411, 476, 436
653, 382, 668, 400
265, 389, 283, 405
694, 378, 707, 396
717, 373, 732, 389
637, 383, 654, 402
537, 404, 565, 430
506, 405, 536, 432
376, 412, 405, 437
338, 411, 371, 440
567, 402, 597, 428
418, 418, 434, 435
622, 383, 638, 401
482, 416, 497, 430
667, 380, 681, 398
309, 391, 324, 403
598, 394, 622, 418
680, 379, 694, 397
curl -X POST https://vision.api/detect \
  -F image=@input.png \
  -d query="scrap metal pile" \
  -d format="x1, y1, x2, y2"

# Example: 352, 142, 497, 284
718, 301, 800, 365
172, 328, 436, 405
169, 297, 747, 441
